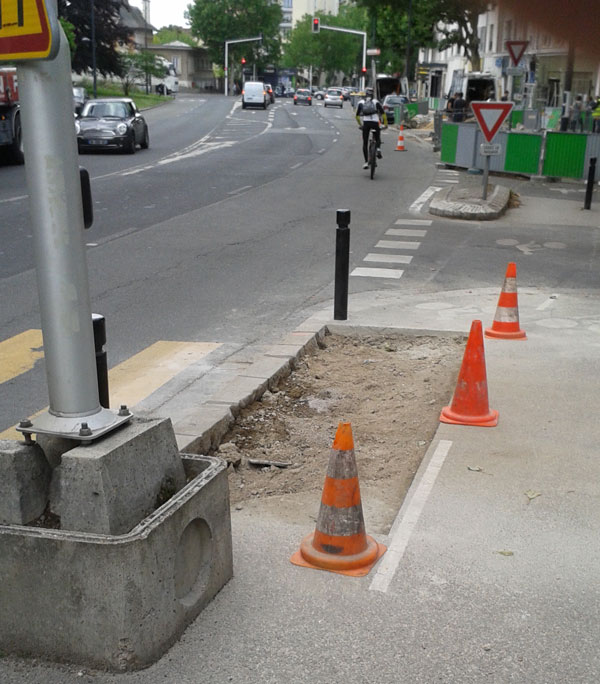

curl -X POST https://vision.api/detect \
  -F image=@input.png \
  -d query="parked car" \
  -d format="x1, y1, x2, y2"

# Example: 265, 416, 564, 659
294, 88, 312, 106
341, 87, 352, 101
324, 87, 344, 108
72, 86, 88, 115
264, 83, 274, 104
242, 81, 269, 109
75, 98, 149, 154
382, 94, 409, 124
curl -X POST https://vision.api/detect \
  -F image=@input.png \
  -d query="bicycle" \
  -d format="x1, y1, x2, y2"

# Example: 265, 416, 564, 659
365, 125, 387, 180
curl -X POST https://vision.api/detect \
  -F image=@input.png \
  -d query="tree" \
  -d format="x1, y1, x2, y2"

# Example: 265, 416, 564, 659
118, 51, 165, 95
153, 26, 197, 47
186, 0, 282, 72
58, 0, 130, 77
431, 0, 488, 71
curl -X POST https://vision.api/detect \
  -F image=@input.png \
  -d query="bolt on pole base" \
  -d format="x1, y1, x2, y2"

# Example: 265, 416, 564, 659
15, 406, 132, 443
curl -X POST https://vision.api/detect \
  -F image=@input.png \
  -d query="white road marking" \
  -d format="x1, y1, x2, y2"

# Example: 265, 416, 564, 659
0, 194, 28, 205
370, 440, 453, 594
318, 148, 326, 154
364, 253, 413, 264
438, 179, 459, 183
410, 186, 442, 213
290, 162, 302, 169
227, 185, 252, 195
350, 267, 404, 279
375, 240, 421, 250
386, 228, 427, 237
395, 219, 432, 226
537, 295, 559, 310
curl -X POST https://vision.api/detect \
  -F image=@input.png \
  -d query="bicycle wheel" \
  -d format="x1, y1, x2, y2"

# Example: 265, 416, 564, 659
369, 139, 376, 179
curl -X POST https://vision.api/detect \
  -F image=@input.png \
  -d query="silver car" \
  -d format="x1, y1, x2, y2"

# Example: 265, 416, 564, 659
324, 88, 344, 108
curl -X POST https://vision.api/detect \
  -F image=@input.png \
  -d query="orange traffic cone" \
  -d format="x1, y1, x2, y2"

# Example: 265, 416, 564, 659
290, 422, 386, 576
395, 124, 405, 151
485, 262, 527, 340
440, 320, 499, 427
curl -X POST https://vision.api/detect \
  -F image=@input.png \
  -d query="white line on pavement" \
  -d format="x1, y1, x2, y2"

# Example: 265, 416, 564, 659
395, 219, 432, 226
537, 295, 559, 310
227, 185, 253, 195
350, 267, 404, 279
386, 228, 427, 237
410, 186, 442, 214
364, 253, 413, 264
369, 439, 453, 594
290, 162, 302, 169
375, 240, 421, 250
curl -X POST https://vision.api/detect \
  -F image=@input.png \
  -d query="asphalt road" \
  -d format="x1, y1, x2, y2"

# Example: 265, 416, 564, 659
1, 93, 599, 436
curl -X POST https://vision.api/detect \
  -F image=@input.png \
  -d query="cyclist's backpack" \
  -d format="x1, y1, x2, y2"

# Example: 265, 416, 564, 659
361, 99, 377, 116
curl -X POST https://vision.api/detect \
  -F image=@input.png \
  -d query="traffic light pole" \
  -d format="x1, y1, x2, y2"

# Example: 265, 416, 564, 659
315, 24, 367, 91
224, 35, 263, 96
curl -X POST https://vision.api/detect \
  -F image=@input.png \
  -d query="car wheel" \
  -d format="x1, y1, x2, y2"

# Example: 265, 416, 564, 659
141, 126, 149, 149
294, 101, 297, 105
242, 102, 247, 109
125, 132, 136, 154
263, 103, 267, 110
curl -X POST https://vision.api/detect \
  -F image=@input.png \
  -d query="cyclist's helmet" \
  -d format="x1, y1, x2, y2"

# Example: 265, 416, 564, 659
365, 87, 374, 98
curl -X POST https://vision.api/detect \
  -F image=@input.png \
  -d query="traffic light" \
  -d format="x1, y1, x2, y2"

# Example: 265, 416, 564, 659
312, 17, 320, 33
361, 66, 367, 74
241, 57, 246, 65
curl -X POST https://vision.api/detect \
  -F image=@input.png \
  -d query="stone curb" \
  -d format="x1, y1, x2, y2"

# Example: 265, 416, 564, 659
429, 183, 510, 220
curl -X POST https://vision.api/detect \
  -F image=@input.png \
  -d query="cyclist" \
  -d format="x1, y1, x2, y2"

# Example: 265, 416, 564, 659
356, 87, 387, 169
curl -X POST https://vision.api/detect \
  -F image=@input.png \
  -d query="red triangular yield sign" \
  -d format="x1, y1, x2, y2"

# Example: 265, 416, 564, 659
506, 40, 529, 67
471, 102, 514, 143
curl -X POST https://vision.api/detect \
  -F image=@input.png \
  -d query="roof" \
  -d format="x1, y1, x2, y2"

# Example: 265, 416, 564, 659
119, 1, 155, 32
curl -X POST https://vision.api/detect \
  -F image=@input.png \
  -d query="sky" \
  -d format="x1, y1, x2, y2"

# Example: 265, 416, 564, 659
130, 0, 192, 30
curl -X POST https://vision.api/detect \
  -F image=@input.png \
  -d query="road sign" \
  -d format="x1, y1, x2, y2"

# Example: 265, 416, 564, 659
471, 101, 514, 143
0, 0, 58, 61
506, 40, 529, 67
366, 48, 380, 56
480, 143, 501, 156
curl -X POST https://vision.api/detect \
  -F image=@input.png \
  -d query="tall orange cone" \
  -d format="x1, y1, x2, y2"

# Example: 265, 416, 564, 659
440, 320, 499, 427
395, 124, 405, 151
485, 262, 527, 340
290, 422, 386, 576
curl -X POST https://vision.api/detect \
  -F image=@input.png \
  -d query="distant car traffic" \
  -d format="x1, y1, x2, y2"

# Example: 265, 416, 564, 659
324, 88, 344, 108
313, 87, 326, 100
242, 81, 269, 109
75, 98, 149, 154
382, 94, 409, 124
72, 86, 88, 116
294, 88, 312, 106
341, 87, 352, 101
264, 83, 275, 104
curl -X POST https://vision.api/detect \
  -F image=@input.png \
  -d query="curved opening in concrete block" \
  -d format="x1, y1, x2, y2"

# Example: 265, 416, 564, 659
174, 517, 213, 606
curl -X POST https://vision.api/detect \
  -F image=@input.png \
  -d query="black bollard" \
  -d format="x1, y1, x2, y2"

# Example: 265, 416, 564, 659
334, 210, 351, 320
92, 313, 109, 408
584, 157, 597, 210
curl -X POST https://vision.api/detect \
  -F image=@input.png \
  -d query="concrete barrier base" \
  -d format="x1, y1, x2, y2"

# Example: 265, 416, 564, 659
0, 454, 233, 671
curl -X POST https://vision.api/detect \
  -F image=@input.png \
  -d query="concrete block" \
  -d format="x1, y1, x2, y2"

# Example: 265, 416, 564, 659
207, 376, 269, 415
0, 455, 233, 671
50, 417, 186, 535
0, 440, 51, 524
240, 356, 293, 389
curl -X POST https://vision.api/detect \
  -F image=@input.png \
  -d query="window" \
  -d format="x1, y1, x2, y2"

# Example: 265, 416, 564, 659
488, 25, 494, 52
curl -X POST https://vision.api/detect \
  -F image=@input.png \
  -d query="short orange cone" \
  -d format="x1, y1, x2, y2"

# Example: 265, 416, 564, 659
485, 262, 527, 340
440, 320, 499, 427
395, 124, 405, 151
290, 422, 386, 576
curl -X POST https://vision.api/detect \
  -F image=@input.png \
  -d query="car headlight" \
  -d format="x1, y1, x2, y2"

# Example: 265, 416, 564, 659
74, 121, 80, 134
116, 123, 128, 135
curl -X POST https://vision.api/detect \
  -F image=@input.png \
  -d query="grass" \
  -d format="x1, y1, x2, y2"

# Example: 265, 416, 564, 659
75, 78, 173, 110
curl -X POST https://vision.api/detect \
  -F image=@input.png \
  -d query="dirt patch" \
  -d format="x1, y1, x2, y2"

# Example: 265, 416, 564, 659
212, 332, 465, 514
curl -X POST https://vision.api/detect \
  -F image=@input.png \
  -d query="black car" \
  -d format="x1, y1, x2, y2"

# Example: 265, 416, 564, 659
75, 98, 149, 154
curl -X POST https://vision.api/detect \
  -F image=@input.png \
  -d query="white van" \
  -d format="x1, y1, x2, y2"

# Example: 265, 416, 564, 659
242, 81, 268, 110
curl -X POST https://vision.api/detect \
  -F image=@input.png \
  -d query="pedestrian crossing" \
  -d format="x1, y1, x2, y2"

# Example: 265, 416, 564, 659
350, 219, 432, 280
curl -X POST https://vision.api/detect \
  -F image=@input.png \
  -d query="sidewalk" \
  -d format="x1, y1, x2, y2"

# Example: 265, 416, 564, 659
2, 155, 600, 683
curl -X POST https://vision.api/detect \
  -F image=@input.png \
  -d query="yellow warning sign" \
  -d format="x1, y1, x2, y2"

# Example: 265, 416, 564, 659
0, 0, 57, 60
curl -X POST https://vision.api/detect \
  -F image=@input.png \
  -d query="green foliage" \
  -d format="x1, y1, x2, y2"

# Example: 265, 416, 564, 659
187, 0, 282, 69
76, 77, 171, 108
153, 27, 197, 47
59, 18, 76, 56
283, 6, 368, 84
118, 51, 166, 96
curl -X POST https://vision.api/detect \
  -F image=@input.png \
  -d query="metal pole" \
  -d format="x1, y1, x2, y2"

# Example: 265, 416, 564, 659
17, 17, 129, 440
224, 41, 228, 95
90, 0, 97, 98
584, 157, 597, 210
482, 154, 490, 200
92, 314, 109, 408
361, 33, 366, 92
334, 210, 351, 321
